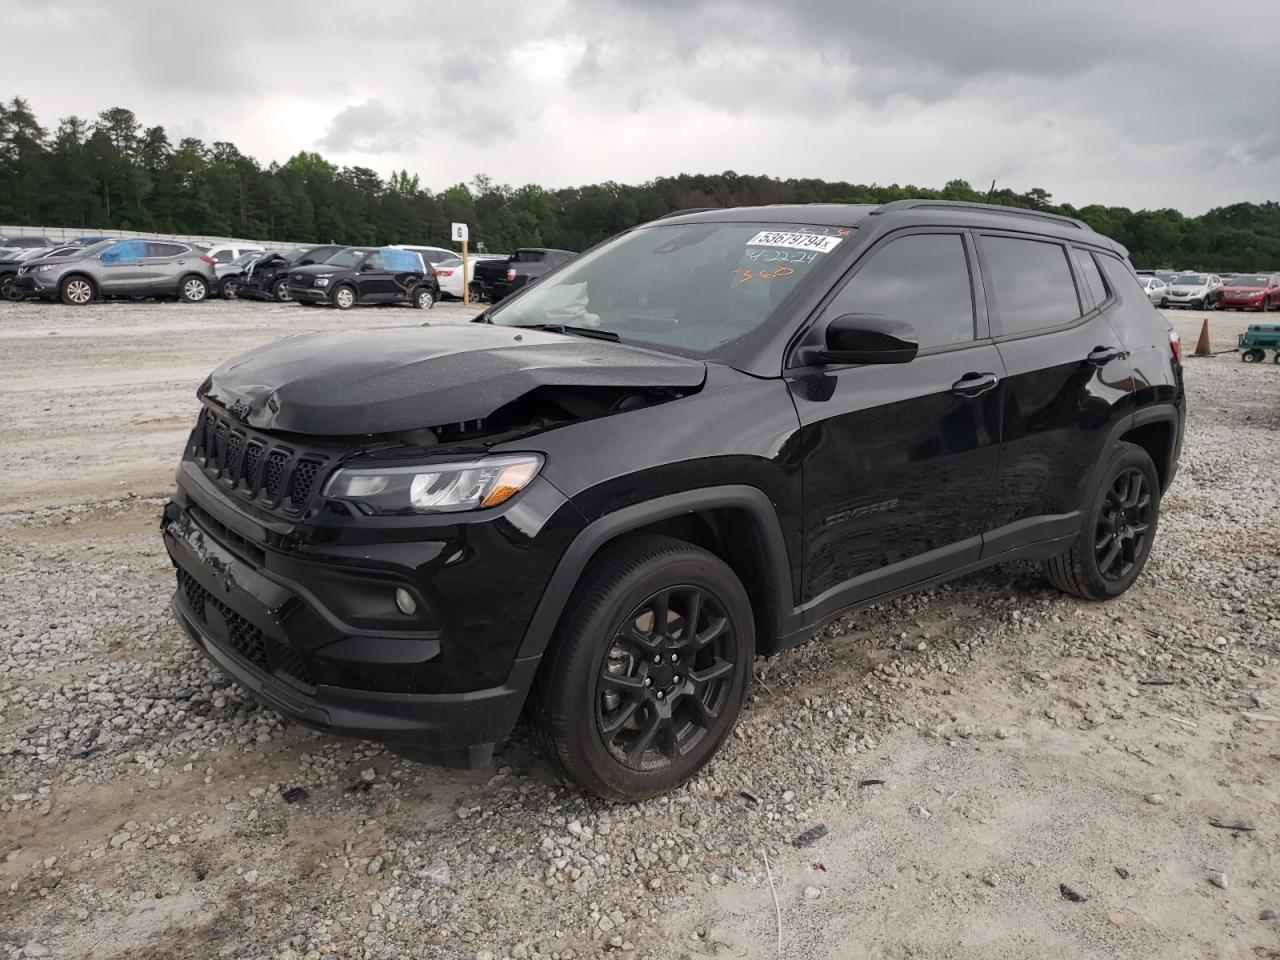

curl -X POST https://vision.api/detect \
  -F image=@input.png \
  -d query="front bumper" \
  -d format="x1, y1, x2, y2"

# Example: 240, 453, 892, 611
287, 284, 331, 303
162, 453, 584, 763
1219, 295, 1266, 309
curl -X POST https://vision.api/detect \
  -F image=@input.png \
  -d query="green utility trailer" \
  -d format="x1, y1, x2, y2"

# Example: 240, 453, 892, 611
1239, 322, 1280, 363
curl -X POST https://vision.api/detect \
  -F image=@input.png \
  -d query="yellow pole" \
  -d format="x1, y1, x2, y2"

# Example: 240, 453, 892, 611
462, 238, 469, 305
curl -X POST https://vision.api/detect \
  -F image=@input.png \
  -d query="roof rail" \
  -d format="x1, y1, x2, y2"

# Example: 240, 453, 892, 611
657, 207, 719, 220
869, 199, 1089, 230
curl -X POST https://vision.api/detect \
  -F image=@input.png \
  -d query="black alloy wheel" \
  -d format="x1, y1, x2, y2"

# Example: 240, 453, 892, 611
1043, 441, 1161, 600
595, 586, 735, 771
528, 535, 753, 801
1094, 467, 1153, 582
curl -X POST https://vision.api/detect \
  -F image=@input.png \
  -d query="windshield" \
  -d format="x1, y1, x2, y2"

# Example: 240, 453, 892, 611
323, 248, 370, 268
1174, 274, 1208, 285
1229, 275, 1269, 286
231, 251, 261, 266
488, 222, 851, 357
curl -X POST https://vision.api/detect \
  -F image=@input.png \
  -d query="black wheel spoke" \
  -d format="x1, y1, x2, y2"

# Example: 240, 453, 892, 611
690, 658, 733, 688
1098, 539, 1122, 574
600, 672, 646, 696
651, 591, 671, 640
694, 615, 728, 649
600, 698, 641, 735
623, 626, 662, 654
681, 590, 702, 644
681, 691, 720, 727
625, 709, 663, 766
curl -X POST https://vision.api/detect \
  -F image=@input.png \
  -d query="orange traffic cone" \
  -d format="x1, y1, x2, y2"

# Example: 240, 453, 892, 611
1194, 318, 1211, 357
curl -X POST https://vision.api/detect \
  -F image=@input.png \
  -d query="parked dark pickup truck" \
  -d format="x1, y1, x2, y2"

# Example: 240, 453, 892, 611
470, 247, 576, 303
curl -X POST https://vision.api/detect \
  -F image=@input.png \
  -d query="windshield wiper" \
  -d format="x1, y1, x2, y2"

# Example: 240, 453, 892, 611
516, 323, 621, 343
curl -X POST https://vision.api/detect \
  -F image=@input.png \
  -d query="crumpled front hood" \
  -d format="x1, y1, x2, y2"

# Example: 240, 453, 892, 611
201, 323, 706, 436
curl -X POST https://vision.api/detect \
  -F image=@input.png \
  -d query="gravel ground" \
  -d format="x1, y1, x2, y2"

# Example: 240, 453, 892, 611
1, 298, 1277, 960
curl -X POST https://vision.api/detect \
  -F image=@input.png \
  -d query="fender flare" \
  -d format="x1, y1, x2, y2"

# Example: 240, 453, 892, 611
1082, 404, 1182, 508
513, 484, 796, 663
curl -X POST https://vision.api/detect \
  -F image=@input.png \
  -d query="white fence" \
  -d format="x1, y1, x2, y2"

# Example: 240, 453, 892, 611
1, 224, 304, 248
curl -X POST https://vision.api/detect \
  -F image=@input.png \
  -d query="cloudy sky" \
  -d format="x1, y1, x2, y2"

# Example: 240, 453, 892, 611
8, 0, 1279, 214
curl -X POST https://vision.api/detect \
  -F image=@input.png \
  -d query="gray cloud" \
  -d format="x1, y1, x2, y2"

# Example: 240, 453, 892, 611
2, 0, 1277, 213
318, 100, 423, 154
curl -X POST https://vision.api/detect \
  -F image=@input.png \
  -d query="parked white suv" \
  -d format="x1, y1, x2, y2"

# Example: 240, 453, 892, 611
203, 243, 265, 265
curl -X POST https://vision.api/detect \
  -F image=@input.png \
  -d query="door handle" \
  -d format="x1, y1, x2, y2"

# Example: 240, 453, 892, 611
950, 372, 1000, 398
1086, 346, 1124, 365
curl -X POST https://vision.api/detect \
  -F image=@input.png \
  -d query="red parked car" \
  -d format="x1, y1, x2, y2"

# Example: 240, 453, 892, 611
1218, 273, 1279, 311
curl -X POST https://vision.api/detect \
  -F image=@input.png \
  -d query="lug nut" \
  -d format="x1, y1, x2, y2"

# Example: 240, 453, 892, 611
673, 675, 681, 684
653, 654, 662, 664
670, 653, 679, 662
656, 691, 665, 700
643, 677, 652, 687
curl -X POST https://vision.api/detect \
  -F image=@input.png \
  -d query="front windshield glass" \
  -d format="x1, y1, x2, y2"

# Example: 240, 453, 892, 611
324, 248, 370, 268
1174, 274, 1208, 285
1229, 275, 1268, 285
230, 251, 261, 266
488, 221, 852, 357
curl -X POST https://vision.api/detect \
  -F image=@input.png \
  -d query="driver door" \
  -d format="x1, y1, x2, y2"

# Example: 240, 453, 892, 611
355, 252, 395, 302
787, 230, 1003, 622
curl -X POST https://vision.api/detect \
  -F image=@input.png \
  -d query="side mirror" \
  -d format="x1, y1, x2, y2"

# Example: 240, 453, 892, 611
816, 314, 919, 365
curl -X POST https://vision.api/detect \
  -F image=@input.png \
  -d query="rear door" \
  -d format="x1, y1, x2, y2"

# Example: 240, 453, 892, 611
97, 240, 152, 294
789, 229, 1004, 620
977, 232, 1134, 552
145, 241, 196, 294
354, 251, 396, 302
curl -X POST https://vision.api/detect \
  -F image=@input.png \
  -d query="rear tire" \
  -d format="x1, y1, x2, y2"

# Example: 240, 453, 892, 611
413, 286, 435, 310
527, 535, 754, 801
59, 275, 96, 306
1243, 349, 1264, 363
1044, 442, 1160, 601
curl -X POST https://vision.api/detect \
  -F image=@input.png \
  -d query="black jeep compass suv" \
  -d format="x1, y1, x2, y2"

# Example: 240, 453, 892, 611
162, 200, 1185, 800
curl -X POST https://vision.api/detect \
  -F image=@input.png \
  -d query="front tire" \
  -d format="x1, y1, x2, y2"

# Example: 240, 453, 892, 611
1243, 349, 1265, 363
332, 285, 356, 310
179, 276, 209, 303
528, 535, 754, 801
59, 275, 96, 306
1044, 442, 1160, 601
271, 278, 292, 302
219, 277, 240, 299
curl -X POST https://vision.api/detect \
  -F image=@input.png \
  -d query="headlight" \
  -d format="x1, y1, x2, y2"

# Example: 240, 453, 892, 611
37, 263, 58, 272
315, 277, 330, 287
324, 454, 543, 515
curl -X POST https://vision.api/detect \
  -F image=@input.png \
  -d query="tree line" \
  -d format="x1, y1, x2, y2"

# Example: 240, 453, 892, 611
1, 97, 1277, 270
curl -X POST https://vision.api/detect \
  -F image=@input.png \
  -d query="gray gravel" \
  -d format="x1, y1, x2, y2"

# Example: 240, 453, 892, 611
1, 301, 1277, 959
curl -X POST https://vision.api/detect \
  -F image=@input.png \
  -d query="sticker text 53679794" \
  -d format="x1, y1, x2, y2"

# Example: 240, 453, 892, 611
746, 231, 844, 253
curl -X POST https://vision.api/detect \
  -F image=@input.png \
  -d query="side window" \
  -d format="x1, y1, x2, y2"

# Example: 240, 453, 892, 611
145, 242, 186, 258
382, 249, 422, 273
980, 235, 1080, 335
364, 252, 384, 271
1097, 254, 1150, 305
821, 233, 975, 350
101, 240, 147, 263
211, 250, 233, 263
1071, 247, 1109, 308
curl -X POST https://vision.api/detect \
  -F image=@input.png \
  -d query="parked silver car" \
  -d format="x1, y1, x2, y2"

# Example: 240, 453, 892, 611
1139, 275, 1170, 307
1164, 273, 1222, 310
12, 238, 218, 305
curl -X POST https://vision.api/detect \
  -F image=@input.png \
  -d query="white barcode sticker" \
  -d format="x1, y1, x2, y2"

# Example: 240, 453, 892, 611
746, 231, 843, 253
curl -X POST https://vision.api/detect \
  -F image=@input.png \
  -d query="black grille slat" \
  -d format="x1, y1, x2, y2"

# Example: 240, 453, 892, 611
288, 459, 320, 509
263, 451, 288, 501
224, 433, 245, 485
242, 443, 263, 494
213, 421, 228, 472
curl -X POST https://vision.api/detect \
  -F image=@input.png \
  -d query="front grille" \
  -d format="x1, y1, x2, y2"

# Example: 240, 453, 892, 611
189, 408, 330, 516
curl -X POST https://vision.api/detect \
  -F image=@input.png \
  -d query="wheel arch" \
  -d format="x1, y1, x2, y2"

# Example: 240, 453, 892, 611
515, 486, 798, 666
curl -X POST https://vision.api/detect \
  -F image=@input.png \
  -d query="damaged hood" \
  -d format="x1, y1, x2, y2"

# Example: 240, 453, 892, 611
201, 323, 706, 436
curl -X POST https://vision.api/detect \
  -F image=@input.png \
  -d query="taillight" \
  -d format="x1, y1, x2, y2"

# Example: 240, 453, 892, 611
1169, 329, 1181, 363
200, 255, 216, 265
506, 267, 517, 282
434, 269, 453, 278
